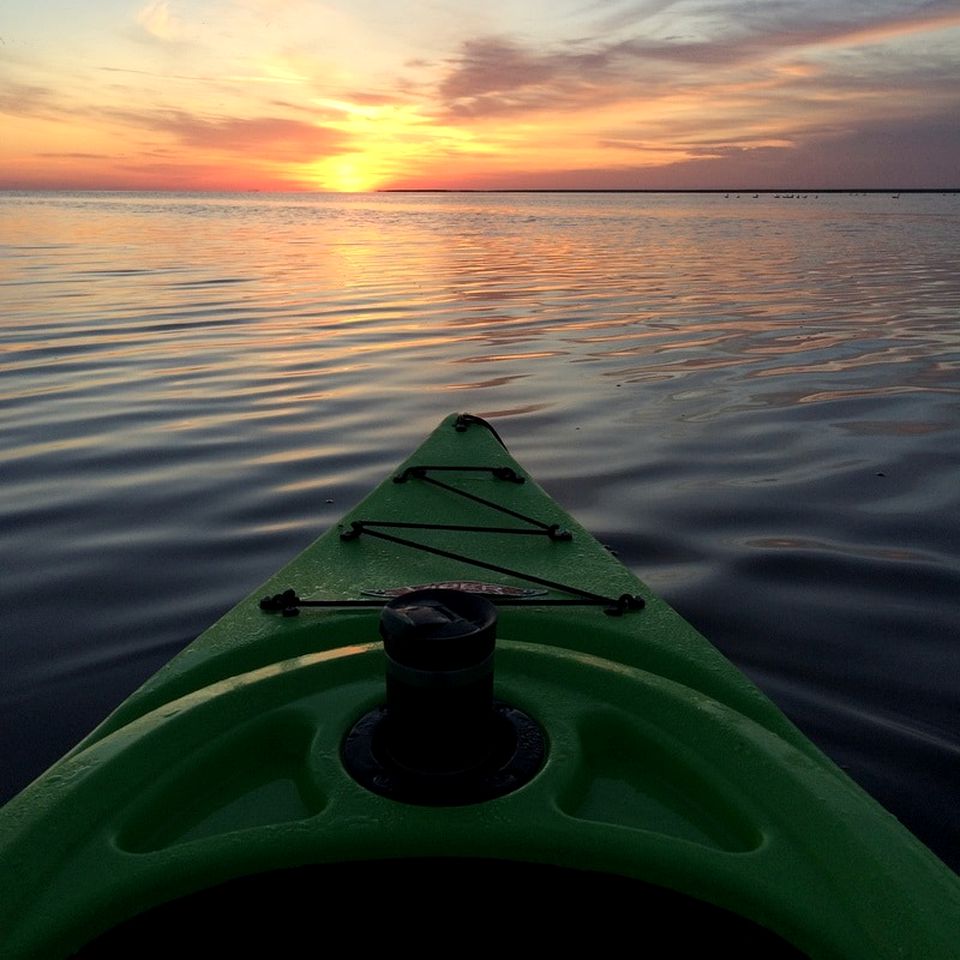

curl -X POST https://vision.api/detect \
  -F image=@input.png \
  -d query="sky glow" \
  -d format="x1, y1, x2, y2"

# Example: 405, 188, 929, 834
2, 0, 958, 191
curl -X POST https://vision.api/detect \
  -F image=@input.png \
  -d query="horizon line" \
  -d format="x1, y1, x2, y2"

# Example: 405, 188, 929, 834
1, 186, 958, 195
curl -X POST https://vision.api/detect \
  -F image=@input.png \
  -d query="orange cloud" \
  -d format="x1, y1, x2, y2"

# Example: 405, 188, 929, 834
819, 8, 960, 50
147, 113, 347, 160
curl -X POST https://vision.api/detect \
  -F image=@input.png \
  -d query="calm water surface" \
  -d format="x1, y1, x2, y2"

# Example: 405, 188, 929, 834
2, 190, 958, 868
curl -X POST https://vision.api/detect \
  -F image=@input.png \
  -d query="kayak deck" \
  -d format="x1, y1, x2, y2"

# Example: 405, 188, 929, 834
1, 413, 958, 958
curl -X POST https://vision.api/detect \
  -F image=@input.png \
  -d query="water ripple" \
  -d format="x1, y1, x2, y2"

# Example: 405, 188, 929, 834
1, 189, 958, 867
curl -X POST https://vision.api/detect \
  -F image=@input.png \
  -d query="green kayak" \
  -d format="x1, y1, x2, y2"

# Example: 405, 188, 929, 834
1, 413, 958, 957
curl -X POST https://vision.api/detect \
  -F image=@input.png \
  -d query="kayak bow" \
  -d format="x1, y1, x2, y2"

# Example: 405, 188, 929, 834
1, 413, 958, 957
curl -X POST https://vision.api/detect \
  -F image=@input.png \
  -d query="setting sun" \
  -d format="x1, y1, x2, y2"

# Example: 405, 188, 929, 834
310, 155, 386, 193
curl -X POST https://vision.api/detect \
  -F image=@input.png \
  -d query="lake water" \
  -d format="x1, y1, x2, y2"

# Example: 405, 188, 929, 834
2, 190, 958, 869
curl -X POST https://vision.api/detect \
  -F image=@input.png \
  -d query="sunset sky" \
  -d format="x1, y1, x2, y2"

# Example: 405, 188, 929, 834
2, 0, 958, 191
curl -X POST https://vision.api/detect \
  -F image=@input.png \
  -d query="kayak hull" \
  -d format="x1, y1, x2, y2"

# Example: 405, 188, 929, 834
1, 414, 958, 958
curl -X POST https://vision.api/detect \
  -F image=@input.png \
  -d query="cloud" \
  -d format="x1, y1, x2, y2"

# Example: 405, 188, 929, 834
108, 109, 348, 160
436, 2, 960, 117
431, 32, 738, 122
136, 0, 189, 43
669, 1, 960, 63
436, 36, 628, 119
0, 82, 62, 119
343, 89, 408, 107
440, 37, 565, 100
0, 158, 295, 192
114, 160, 293, 189
597, 136, 794, 157
36, 152, 114, 160
428, 0, 960, 138
585, 0, 689, 35
431, 112, 960, 190
99, 65, 210, 82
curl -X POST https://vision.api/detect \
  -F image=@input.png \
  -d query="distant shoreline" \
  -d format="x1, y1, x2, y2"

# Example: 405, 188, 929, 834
380, 188, 959, 195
